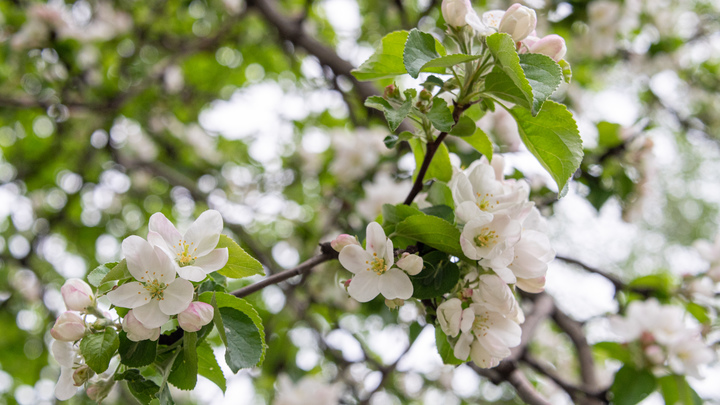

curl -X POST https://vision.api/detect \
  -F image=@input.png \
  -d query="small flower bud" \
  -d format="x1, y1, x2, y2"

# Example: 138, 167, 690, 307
397, 253, 423, 276
419, 89, 432, 101
86, 379, 115, 402
51, 312, 86, 342
526, 34, 567, 61
384, 84, 400, 99
442, 0, 473, 28
61, 278, 94, 312
498, 3, 537, 42
331, 234, 360, 252
122, 310, 160, 342
343, 279, 352, 290
385, 298, 405, 309
72, 365, 95, 386
177, 302, 214, 332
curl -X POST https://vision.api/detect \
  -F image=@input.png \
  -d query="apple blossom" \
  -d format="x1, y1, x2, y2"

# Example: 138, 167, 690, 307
454, 303, 522, 367
523, 34, 567, 61
122, 310, 161, 341
177, 301, 214, 332
465, 12, 495, 36
147, 210, 229, 282
338, 222, 419, 302
437, 298, 475, 338
666, 335, 716, 378
331, 234, 360, 252
50, 311, 86, 342
441, 0, 473, 28
460, 213, 522, 261
52, 340, 81, 400
498, 4, 537, 42
107, 236, 194, 328
61, 278, 94, 312
472, 274, 524, 323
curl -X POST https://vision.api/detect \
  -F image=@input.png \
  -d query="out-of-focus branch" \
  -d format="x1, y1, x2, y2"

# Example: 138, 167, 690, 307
555, 255, 653, 296
472, 364, 551, 405
231, 242, 339, 298
552, 307, 602, 401
523, 355, 607, 404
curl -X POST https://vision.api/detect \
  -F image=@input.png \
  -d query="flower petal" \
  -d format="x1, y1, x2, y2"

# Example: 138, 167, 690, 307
365, 222, 387, 257
51, 340, 76, 368
347, 270, 381, 302
454, 331, 473, 361
148, 212, 183, 253
133, 300, 169, 329
122, 236, 161, 280
384, 239, 395, 268
158, 278, 194, 315
184, 210, 223, 257
176, 265, 208, 282
153, 246, 177, 283
339, 245, 373, 274
55, 367, 78, 400
397, 254, 423, 276
106, 282, 151, 308
378, 268, 413, 300
193, 248, 228, 273
147, 230, 176, 257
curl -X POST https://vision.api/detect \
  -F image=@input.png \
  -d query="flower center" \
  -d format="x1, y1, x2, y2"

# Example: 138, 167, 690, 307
366, 253, 387, 275
141, 279, 168, 300
176, 240, 197, 267
472, 311, 493, 336
475, 227, 498, 248
475, 192, 498, 212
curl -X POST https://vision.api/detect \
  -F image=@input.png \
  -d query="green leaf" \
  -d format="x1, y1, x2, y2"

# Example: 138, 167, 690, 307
88, 262, 117, 287
658, 375, 703, 405
449, 116, 476, 137
395, 215, 464, 258
485, 33, 533, 110
219, 307, 263, 373
383, 131, 414, 149
155, 383, 175, 405
168, 332, 198, 390
459, 127, 493, 161
352, 31, 409, 80
420, 54, 483, 72
197, 342, 226, 393
365, 95, 412, 132
686, 302, 710, 324
422, 75, 445, 89
101, 259, 131, 284
80, 327, 120, 374
558, 59, 572, 83
610, 365, 656, 405
403, 29, 447, 78
628, 273, 675, 295
116, 369, 160, 405
382, 203, 425, 225
411, 250, 460, 299
435, 326, 464, 365
597, 121, 623, 149
427, 98, 454, 132
198, 291, 266, 366
593, 341, 632, 364
409, 138, 453, 183
118, 331, 157, 367
420, 205, 454, 223
216, 234, 264, 279
510, 101, 582, 192
427, 181, 454, 208
518, 53, 563, 115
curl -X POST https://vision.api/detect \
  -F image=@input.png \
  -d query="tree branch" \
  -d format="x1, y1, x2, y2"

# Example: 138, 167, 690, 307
471, 363, 551, 405
555, 255, 653, 296
552, 307, 601, 398
231, 242, 339, 298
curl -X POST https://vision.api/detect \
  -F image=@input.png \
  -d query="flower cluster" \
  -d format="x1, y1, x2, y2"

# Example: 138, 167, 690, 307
609, 299, 715, 378
336, 222, 423, 303
442, 1, 567, 61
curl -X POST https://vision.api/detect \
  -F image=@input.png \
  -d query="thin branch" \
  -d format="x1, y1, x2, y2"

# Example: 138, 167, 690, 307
523, 355, 607, 404
552, 308, 600, 396
231, 242, 339, 298
471, 364, 551, 405
555, 255, 653, 296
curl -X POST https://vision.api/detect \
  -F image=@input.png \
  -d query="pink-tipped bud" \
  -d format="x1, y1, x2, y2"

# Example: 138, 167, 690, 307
51, 312, 86, 342
498, 3, 537, 42
177, 302, 214, 332
526, 34, 567, 61
61, 278, 94, 312
72, 365, 95, 386
122, 310, 160, 342
343, 279, 352, 290
397, 253, 424, 276
442, 0, 473, 28
331, 234, 360, 252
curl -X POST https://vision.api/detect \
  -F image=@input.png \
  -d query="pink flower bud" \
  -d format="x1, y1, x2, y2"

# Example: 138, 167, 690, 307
498, 3, 537, 42
72, 365, 95, 386
526, 34, 567, 61
442, 0, 473, 28
177, 302, 214, 332
122, 310, 160, 342
61, 278, 94, 312
51, 312, 86, 342
331, 234, 360, 252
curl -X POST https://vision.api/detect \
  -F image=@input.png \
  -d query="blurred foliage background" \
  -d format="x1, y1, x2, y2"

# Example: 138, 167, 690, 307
1, 0, 720, 404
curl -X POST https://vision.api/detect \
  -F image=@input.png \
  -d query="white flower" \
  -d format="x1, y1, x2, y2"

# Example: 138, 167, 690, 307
481, 229, 554, 286
498, 3, 537, 42
515, 276, 546, 293
61, 278, 94, 312
454, 303, 522, 367
609, 299, 688, 345
107, 236, 194, 328
460, 213, 522, 261
666, 335, 716, 378
356, 172, 413, 221
442, 0, 473, 28
177, 302, 214, 332
465, 12, 495, 36
122, 310, 160, 342
437, 298, 475, 338
339, 222, 420, 302
148, 210, 229, 282
52, 340, 81, 400
473, 274, 524, 323
50, 311, 86, 342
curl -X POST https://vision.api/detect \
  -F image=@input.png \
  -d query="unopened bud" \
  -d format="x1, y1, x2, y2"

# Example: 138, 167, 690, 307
397, 253, 423, 276
385, 298, 405, 310
331, 234, 360, 252
61, 278, 94, 312
419, 89, 432, 101
343, 279, 352, 290
384, 84, 400, 99
86, 379, 114, 402
498, 3, 537, 42
644, 345, 665, 365
442, 0, 473, 28
72, 365, 95, 386
177, 302, 214, 332
526, 34, 567, 61
122, 310, 160, 342
51, 312, 86, 342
